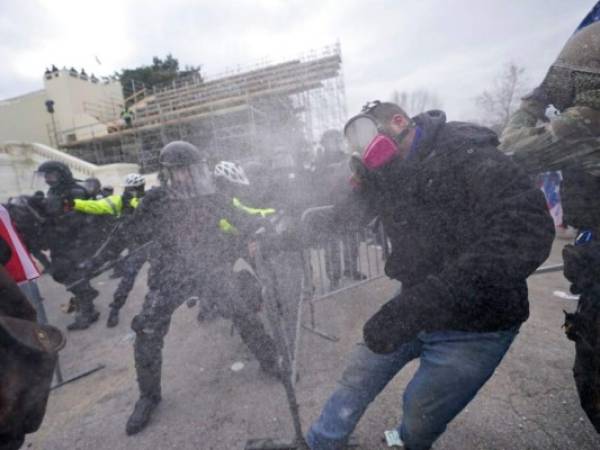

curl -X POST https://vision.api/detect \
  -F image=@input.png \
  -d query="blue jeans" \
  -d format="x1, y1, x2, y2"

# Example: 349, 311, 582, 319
306, 328, 518, 450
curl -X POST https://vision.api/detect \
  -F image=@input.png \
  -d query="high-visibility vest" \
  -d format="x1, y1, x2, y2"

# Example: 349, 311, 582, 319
0, 205, 40, 283
74, 194, 140, 217
232, 197, 276, 218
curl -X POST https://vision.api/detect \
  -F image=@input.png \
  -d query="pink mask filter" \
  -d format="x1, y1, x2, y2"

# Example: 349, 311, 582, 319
362, 134, 399, 170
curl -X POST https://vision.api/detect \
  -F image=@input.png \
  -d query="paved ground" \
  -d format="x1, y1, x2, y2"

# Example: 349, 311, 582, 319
25, 237, 600, 449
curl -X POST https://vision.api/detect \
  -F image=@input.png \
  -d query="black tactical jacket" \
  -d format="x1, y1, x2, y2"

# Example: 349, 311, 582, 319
125, 188, 264, 291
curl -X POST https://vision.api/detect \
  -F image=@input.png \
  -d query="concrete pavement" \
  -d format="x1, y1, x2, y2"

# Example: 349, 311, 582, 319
25, 237, 600, 449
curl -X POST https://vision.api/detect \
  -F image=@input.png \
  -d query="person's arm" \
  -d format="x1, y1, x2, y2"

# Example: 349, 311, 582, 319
500, 105, 600, 175
120, 188, 162, 247
73, 195, 122, 216
436, 148, 555, 301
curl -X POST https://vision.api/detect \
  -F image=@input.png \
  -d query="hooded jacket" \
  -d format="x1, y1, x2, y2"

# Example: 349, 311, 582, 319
345, 110, 555, 332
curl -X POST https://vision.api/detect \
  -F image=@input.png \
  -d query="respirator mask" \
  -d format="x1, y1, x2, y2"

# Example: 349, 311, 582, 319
343, 101, 415, 186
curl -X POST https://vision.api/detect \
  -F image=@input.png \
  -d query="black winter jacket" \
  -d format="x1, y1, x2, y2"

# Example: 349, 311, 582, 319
342, 110, 555, 332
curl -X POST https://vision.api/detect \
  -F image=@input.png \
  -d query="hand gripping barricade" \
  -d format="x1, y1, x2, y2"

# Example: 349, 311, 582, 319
245, 206, 388, 449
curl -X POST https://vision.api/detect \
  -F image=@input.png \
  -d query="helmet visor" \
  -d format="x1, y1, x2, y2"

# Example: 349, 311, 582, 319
166, 162, 216, 198
31, 171, 56, 190
343, 115, 379, 154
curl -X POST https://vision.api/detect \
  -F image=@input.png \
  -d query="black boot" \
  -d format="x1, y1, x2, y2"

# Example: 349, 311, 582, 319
233, 314, 280, 378
67, 287, 99, 331
128, 324, 164, 435
66, 310, 99, 330
126, 395, 161, 435
106, 307, 120, 328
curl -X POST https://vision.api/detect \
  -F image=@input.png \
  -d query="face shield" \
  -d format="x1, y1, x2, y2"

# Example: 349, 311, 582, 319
163, 161, 216, 198
82, 179, 101, 198
31, 170, 59, 191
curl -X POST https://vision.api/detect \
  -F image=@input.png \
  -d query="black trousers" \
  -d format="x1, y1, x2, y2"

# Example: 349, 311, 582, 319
111, 250, 147, 310
130, 264, 278, 399
569, 287, 600, 433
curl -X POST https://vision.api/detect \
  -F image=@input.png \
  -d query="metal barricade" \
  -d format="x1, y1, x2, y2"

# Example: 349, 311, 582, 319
253, 206, 390, 380
300, 206, 389, 344
248, 207, 384, 449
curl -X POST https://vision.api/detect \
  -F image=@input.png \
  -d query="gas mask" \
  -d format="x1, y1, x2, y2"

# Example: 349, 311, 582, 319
343, 101, 415, 186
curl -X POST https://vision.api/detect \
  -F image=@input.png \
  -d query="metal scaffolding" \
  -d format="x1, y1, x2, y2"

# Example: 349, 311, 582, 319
61, 43, 347, 173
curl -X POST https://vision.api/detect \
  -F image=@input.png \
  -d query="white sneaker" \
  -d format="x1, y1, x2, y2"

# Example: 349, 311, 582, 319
383, 429, 404, 448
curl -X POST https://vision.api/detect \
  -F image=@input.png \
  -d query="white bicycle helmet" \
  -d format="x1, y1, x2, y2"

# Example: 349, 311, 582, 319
214, 161, 250, 186
124, 173, 146, 187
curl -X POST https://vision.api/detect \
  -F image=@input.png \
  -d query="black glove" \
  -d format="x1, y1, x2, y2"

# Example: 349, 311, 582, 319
363, 279, 454, 354
563, 284, 600, 345
563, 243, 600, 294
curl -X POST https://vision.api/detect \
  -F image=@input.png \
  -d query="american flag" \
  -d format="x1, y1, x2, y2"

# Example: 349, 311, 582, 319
575, 1, 600, 32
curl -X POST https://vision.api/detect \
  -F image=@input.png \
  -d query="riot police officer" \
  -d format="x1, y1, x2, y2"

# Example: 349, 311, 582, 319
36, 161, 100, 331
123, 141, 279, 435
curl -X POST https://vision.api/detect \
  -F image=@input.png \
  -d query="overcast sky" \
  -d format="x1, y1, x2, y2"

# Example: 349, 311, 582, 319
0, 0, 595, 120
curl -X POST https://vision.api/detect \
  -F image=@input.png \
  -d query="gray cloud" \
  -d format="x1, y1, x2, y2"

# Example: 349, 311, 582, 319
0, 0, 596, 119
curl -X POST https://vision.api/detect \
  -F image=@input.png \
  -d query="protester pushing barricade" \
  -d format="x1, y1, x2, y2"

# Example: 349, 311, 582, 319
292, 99, 556, 450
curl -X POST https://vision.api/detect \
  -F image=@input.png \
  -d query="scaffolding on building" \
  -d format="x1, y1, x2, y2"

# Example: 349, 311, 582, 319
59, 43, 347, 173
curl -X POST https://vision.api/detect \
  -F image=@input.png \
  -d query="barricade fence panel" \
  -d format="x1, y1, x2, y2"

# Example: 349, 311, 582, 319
253, 206, 390, 386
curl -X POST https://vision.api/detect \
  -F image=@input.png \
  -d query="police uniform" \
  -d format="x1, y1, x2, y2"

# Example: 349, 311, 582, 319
122, 141, 279, 435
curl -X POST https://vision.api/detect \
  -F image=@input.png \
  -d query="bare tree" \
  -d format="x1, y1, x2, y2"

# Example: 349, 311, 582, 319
391, 89, 442, 116
475, 62, 530, 133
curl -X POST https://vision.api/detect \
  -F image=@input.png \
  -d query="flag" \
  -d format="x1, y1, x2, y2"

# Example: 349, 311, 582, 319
0, 205, 39, 283
575, 1, 600, 32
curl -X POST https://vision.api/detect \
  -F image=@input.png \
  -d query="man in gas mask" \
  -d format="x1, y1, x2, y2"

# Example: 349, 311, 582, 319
305, 101, 555, 450
500, 19, 600, 433
35, 161, 100, 331
121, 141, 279, 435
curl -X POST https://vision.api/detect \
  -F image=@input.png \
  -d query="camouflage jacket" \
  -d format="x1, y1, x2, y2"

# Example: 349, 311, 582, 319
500, 101, 600, 229
499, 103, 600, 175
